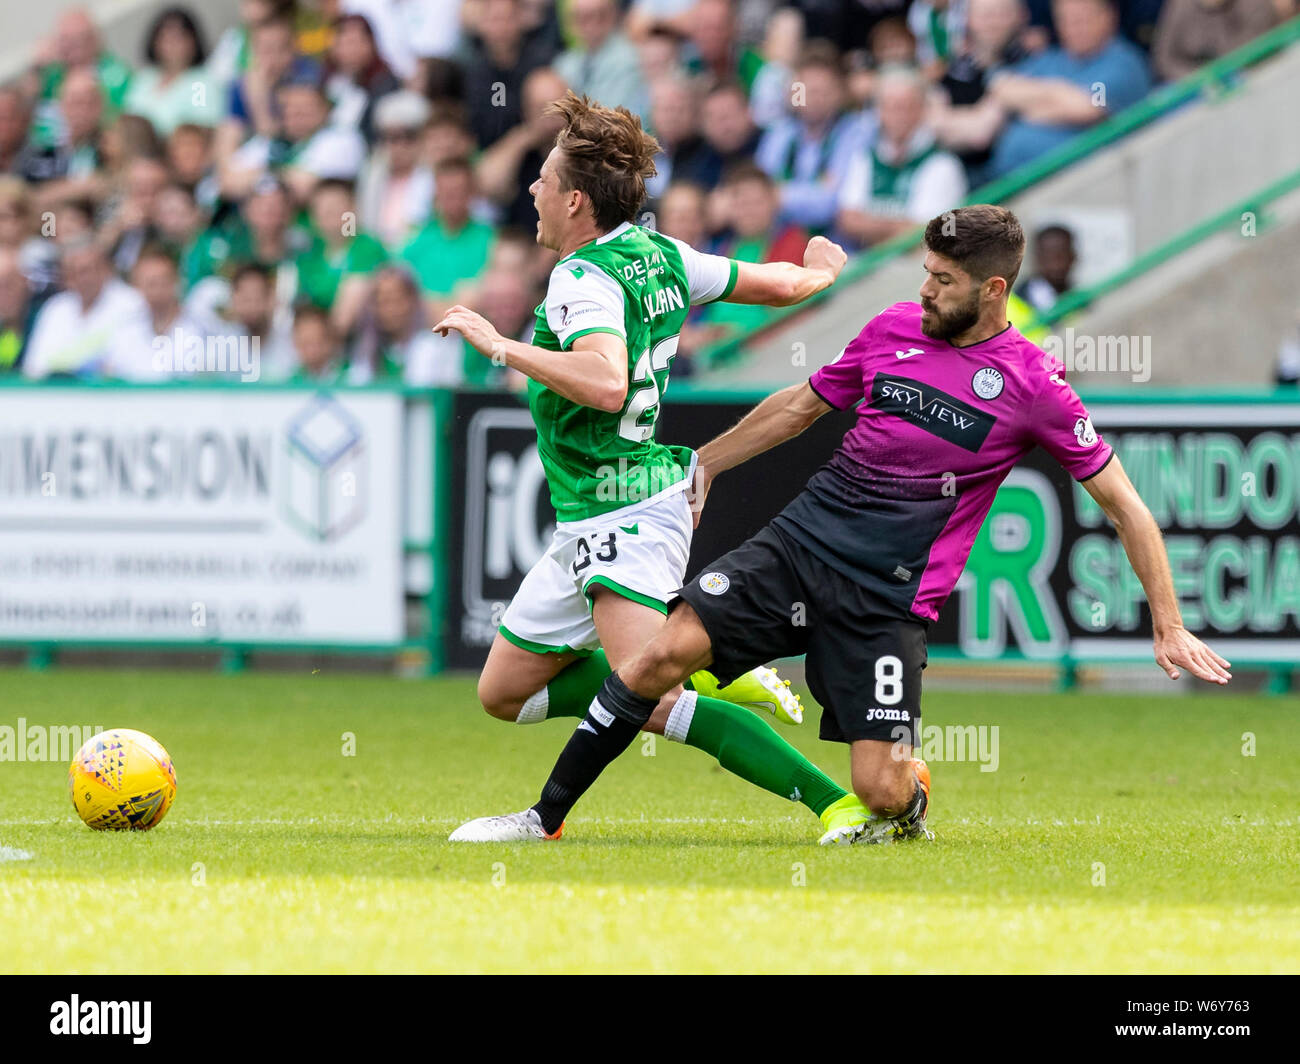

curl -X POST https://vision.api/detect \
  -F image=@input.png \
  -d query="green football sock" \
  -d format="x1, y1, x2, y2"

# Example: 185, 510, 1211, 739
533, 653, 847, 817
532, 652, 613, 720
683, 696, 847, 817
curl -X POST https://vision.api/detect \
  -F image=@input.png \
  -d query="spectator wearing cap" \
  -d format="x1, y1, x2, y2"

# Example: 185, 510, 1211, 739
399, 158, 495, 311
462, 0, 554, 150
24, 8, 134, 149
0, 248, 39, 374
22, 236, 150, 379
755, 43, 873, 234
984, 0, 1153, 179
223, 78, 367, 203
326, 13, 401, 143
123, 7, 221, 136
837, 68, 967, 248
1152, 0, 1280, 82
356, 90, 434, 251
555, 0, 650, 123
476, 68, 569, 233
296, 178, 389, 334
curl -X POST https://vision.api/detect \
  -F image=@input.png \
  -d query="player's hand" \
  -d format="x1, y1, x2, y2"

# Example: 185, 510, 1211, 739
433, 305, 506, 363
1154, 626, 1232, 685
803, 235, 847, 283
687, 463, 714, 529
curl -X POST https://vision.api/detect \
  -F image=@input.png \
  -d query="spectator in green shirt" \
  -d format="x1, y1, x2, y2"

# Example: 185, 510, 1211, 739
297, 178, 388, 335
26, 9, 133, 149
399, 158, 494, 317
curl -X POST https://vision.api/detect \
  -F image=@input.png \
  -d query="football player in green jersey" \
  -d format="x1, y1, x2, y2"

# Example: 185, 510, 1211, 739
435, 93, 869, 844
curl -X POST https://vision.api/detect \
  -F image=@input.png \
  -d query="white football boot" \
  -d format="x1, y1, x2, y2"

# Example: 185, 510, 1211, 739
448, 808, 563, 842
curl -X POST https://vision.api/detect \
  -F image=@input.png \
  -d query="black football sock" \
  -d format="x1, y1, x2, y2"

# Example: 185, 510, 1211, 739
532, 672, 658, 835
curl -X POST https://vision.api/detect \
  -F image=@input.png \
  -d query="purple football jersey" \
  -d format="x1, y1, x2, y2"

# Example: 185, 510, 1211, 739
772, 301, 1113, 622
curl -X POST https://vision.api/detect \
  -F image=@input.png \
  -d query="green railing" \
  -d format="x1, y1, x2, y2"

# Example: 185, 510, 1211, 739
1038, 165, 1300, 324
701, 14, 1300, 366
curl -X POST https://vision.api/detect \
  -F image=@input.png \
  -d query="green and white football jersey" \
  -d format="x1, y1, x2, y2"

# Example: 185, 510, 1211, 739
530, 220, 739, 521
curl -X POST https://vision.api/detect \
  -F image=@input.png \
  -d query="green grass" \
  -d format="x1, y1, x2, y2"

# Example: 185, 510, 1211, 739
0, 667, 1297, 973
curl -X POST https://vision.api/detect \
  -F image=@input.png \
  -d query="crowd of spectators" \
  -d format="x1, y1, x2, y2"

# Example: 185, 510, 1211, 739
0, 0, 1292, 385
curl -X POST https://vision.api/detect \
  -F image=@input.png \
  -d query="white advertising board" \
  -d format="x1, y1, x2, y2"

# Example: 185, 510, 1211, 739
0, 388, 405, 645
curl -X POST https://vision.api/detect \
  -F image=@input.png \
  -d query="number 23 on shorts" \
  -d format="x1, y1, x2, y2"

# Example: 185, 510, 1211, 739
572, 532, 618, 575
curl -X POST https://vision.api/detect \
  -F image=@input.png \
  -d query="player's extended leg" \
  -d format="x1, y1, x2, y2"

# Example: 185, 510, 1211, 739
528, 600, 853, 839
849, 740, 931, 844
451, 599, 855, 841
476, 634, 577, 722
476, 633, 799, 729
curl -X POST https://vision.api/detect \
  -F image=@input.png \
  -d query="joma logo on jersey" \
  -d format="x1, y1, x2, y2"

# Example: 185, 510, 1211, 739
871, 374, 996, 452
642, 285, 685, 320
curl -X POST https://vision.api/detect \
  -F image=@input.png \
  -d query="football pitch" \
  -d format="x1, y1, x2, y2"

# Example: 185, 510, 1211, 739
0, 668, 1296, 974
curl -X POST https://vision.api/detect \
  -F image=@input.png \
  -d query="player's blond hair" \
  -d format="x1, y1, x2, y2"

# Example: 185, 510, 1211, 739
546, 91, 660, 232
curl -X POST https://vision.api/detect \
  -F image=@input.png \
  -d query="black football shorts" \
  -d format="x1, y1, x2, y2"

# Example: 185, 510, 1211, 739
674, 523, 927, 745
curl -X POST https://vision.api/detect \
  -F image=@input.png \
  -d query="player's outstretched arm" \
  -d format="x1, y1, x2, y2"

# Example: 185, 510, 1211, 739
1081, 456, 1232, 685
723, 235, 848, 307
433, 305, 628, 412
688, 382, 832, 526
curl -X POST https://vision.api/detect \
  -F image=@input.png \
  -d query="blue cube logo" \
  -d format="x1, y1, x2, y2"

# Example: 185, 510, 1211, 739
284, 395, 366, 541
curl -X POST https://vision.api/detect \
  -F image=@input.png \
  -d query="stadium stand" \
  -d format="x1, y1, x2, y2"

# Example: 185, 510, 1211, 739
3, 0, 1295, 388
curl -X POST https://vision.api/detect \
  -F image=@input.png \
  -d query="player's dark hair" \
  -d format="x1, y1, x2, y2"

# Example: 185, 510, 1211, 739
547, 91, 660, 232
924, 205, 1025, 288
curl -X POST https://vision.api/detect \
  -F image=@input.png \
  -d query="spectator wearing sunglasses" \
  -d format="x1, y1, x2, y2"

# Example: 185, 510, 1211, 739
356, 90, 435, 252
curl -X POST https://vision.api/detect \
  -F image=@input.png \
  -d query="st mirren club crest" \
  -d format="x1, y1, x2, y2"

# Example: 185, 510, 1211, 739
972, 367, 1005, 400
